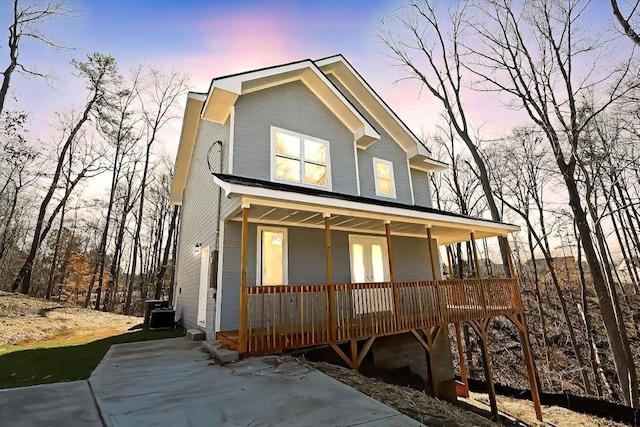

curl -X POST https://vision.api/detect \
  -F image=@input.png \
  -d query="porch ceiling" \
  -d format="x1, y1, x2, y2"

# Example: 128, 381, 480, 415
228, 203, 504, 245
214, 173, 518, 245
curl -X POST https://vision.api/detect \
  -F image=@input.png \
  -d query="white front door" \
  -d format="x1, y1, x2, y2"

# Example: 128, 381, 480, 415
348, 235, 392, 313
197, 246, 210, 327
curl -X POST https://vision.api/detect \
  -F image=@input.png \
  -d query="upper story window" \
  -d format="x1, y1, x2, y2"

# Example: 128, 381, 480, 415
373, 157, 396, 198
271, 127, 331, 189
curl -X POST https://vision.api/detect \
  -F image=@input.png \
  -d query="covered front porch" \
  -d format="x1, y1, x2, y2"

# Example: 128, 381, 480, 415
213, 174, 542, 422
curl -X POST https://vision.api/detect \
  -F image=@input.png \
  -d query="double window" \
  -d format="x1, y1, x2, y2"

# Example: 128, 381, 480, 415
271, 127, 330, 189
373, 157, 396, 198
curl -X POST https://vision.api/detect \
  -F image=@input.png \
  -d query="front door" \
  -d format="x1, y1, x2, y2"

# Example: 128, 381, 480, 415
348, 235, 392, 313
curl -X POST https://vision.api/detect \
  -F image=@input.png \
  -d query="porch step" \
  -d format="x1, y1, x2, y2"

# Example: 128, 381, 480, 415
186, 328, 206, 341
202, 340, 239, 363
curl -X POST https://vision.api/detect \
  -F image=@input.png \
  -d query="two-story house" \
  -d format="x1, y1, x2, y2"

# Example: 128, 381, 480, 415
170, 55, 542, 421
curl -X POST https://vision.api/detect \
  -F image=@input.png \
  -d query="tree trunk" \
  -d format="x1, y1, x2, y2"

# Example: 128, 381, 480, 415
45, 205, 66, 300
154, 205, 178, 300
567, 174, 639, 407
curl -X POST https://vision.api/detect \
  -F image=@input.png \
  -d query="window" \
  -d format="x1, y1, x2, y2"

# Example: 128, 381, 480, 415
373, 158, 396, 198
257, 226, 288, 285
271, 127, 330, 188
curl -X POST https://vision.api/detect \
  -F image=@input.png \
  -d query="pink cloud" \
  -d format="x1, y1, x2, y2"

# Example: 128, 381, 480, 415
169, 9, 314, 90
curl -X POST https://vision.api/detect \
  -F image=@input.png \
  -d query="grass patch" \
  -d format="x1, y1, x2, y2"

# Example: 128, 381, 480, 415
0, 327, 185, 389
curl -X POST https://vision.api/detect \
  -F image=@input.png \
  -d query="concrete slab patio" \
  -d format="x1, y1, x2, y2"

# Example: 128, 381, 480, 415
0, 381, 103, 427
0, 337, 424, 427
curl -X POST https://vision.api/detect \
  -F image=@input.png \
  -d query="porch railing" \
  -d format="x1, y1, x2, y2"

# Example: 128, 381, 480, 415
240, 278, 522, 354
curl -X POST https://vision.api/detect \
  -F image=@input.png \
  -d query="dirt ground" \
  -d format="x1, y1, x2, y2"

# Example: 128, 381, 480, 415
304, 359, 627, 427
304, 360, 497, 427
463, 391, 626, 427
0, 291, 142, 347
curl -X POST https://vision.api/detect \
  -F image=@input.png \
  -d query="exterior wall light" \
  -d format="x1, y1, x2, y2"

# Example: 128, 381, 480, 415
194, 243, 201, 255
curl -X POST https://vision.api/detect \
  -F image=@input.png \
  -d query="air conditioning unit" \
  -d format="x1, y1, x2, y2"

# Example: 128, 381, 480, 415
149, 308, 175, 330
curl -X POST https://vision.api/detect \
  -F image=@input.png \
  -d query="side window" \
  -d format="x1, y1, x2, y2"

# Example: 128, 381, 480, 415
373, 157, 396, 198
271, 127, 330, 189
257, 226, 288, 285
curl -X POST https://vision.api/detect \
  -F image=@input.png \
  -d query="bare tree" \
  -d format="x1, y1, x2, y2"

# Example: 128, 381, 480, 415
466, 0, 639, 407
380, 0, 513, 276
611, 0, 640, 46
90, 68, 142, 310
12, 53, 115, 295
489, 129, 594, 394
123, 69, 187, 314
0, 0, 71, 115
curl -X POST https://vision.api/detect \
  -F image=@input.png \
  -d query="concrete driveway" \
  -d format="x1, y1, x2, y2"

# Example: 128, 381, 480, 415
0, 338, 423, 427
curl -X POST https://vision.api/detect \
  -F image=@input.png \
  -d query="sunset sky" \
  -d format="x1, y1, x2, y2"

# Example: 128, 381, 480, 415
1, 0, 622, 158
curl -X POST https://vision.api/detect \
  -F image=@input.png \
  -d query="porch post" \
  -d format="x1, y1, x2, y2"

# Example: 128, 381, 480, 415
324, 213, 336, 341
238, 203, 250, 354
471, 232, 488, 318
470, 319, 500, 422
454, 323, 470, 397
385, 220, 400, 329
446, 245, 455, 280
470, 232, 481, 279
324, 213, 333, 284
384, 220, 396, 282
503, 236, 517, 278
427, 226, 444, 325
518, 315, 543, 421
426, 226, 437, 280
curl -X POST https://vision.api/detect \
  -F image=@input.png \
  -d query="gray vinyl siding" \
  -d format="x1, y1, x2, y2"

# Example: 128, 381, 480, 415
326, 75, 415, 205
411, 169, 432, 208
174, 118, 230, 334
219, 223, 438, 331
232, 80, 359, 196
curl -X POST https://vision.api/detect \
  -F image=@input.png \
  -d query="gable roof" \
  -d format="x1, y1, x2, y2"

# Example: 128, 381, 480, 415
201, 58, 380, 148
171, 55, 447, 205
315, 55, 447, 173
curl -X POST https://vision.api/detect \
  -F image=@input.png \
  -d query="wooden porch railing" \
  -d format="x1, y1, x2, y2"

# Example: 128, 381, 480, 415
236, 278, 522, 354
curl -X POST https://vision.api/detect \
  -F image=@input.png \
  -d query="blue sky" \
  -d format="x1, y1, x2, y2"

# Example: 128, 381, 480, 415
4, 1, 408, 155
0, 0, 626, 157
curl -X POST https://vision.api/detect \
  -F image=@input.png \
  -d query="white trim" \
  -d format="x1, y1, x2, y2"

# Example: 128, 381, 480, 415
325, 70, 407, 154
316, 57, 423, 155
256, 226, 289, 285
214, 221, 225, 333
270, 126, 332, 191
189, 92, 207, 102
372, 157, 397, 199
353, 141, 361, 196
228, 107, 235, 174
201, 60, 380, 144
197, 246, 210, 328
317, 58, 418, 148
409, 157, 449, 173
212, 176, 519, 234
407, 158, 415, 205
